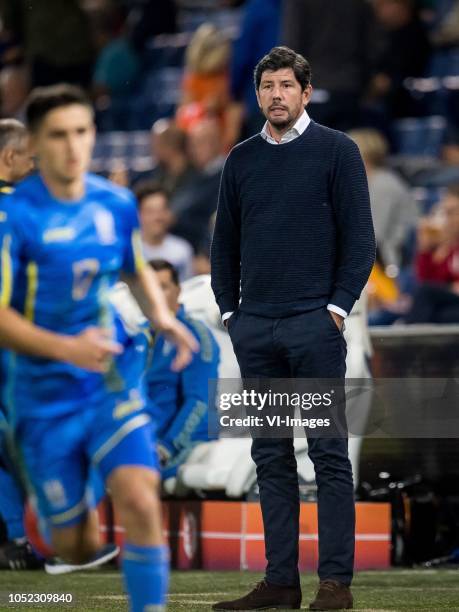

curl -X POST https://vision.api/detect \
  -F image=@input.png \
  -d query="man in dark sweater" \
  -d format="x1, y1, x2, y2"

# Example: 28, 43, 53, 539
211, 47, 375, 611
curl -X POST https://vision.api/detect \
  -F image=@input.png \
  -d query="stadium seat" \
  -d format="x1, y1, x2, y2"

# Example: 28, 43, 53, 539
412, 186, 445, 214
392, 116, 447, 157
91, 130, 153, 174
427, 48, 459, 79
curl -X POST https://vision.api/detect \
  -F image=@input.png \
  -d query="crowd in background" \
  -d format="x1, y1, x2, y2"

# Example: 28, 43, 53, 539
0, 0, 458, 324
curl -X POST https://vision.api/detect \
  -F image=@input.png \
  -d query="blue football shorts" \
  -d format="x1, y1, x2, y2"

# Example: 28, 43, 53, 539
14, 383, 158, 528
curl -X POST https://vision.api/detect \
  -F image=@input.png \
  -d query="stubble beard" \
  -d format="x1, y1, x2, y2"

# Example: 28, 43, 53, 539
266, 106, 302, 133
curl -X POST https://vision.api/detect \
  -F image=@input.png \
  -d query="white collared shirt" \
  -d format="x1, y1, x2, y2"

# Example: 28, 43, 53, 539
222, 109, 347, 325
260, 108, 311, 144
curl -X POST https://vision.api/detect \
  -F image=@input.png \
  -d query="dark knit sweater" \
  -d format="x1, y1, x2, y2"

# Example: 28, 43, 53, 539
210, 121, 375, 318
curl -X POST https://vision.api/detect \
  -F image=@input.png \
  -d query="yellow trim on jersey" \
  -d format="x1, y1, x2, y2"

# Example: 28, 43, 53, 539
24, 261, 38, 321
131, 229, 146, 272
0, 186, 13, 195
0, 234, 12, 307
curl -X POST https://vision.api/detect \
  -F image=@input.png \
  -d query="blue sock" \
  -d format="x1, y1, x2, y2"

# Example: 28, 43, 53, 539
122, 543, 169, 612
0, 465, 25, 540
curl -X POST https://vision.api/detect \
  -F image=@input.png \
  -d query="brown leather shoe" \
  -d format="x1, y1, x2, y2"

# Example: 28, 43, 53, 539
309, 580, 353, 610
212, 579, 302, 610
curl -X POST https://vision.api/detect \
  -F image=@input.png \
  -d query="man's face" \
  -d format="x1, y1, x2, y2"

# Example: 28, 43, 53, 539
156, 268, 180, 312
10, 137, 34, 182
139, 193, 172, 242
30, 104, 95, 184
256, 68, 312, 131
188, 120, 221, 170
374, 0, 409, 28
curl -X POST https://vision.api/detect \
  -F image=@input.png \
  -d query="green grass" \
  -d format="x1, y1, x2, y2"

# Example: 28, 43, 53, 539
1, 568, 459, 611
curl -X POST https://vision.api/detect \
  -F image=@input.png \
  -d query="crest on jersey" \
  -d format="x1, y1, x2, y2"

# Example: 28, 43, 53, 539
162, 340, 174, 356
43, 479, 67, 509
94, 209, 116, 245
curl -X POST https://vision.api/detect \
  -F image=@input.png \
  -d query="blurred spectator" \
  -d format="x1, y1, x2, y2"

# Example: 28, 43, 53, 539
135, 182, 194, 281
124, 0, 177, 53
0, 64, 29, 118
92, 5, 142, 104
145, 259, 219, 481
172, 118, 224, 255
405, 184, 459, 322
281, 0, 376, 131
140, 118, 198, 211
176, 23, 239, 149
0, 118, 33, 187
408, 126, 459, 188
369, 0, 431, 118
430, 0, 459, 47
188, 117, 225, 175
230, 0, 280, 138
349, 128, 418, 269
0, 0, 95, 88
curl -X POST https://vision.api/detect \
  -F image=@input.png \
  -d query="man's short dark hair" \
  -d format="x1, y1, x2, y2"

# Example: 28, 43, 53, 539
134, 181, 170, 209
25, 84, 93, 132
149, 259, 179, 286
254, 46, 312, 92
0, 119, 27, 152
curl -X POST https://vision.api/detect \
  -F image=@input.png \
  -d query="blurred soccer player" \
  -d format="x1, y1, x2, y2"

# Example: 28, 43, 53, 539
0, 84, 197, 611
0, 118, 39, 570
146, 260, 219, 481
0, 119, 33, 191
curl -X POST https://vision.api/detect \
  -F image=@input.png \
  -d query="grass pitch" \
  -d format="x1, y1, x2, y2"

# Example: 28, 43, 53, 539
1, 568, 459, 611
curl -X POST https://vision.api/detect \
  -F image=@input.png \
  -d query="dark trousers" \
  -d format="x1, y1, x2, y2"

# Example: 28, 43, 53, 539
227, 307, 355, 587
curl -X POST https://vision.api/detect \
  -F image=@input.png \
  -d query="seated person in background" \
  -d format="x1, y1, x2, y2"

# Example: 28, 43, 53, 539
405, 185, 459, 323
132, 119, 198, 209
348, 128, 418, 271
176, 23, 240, 151
369, 0, 431, 119
136, 182, 194, 281
145, 260, 220, 481
350, 128, 418, 324
171, 118, 224, 255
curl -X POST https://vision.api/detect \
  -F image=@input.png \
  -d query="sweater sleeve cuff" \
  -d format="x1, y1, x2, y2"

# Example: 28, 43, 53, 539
329, 287, 357, 314
217, 293, 239, 318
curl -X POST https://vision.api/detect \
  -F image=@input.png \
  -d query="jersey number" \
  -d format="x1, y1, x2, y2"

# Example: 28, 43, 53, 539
72, 259, 100, 300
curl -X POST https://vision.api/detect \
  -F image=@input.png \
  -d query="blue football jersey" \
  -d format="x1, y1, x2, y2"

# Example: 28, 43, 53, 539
0, 183, 15, 417
0, 173, 146, 417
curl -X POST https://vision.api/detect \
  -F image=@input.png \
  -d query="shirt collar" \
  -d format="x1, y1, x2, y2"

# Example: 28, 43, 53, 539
260, 109, 311, 144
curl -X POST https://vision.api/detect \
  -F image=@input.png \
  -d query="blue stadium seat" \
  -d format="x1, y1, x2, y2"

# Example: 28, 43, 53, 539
403, 77, 447, 117
412, 186, 446, 215
92, 130, 153, 174
143, 36, 188, 70
140, 66, 184, 121
427, 49, 459, 78
392, 116, 447, 157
